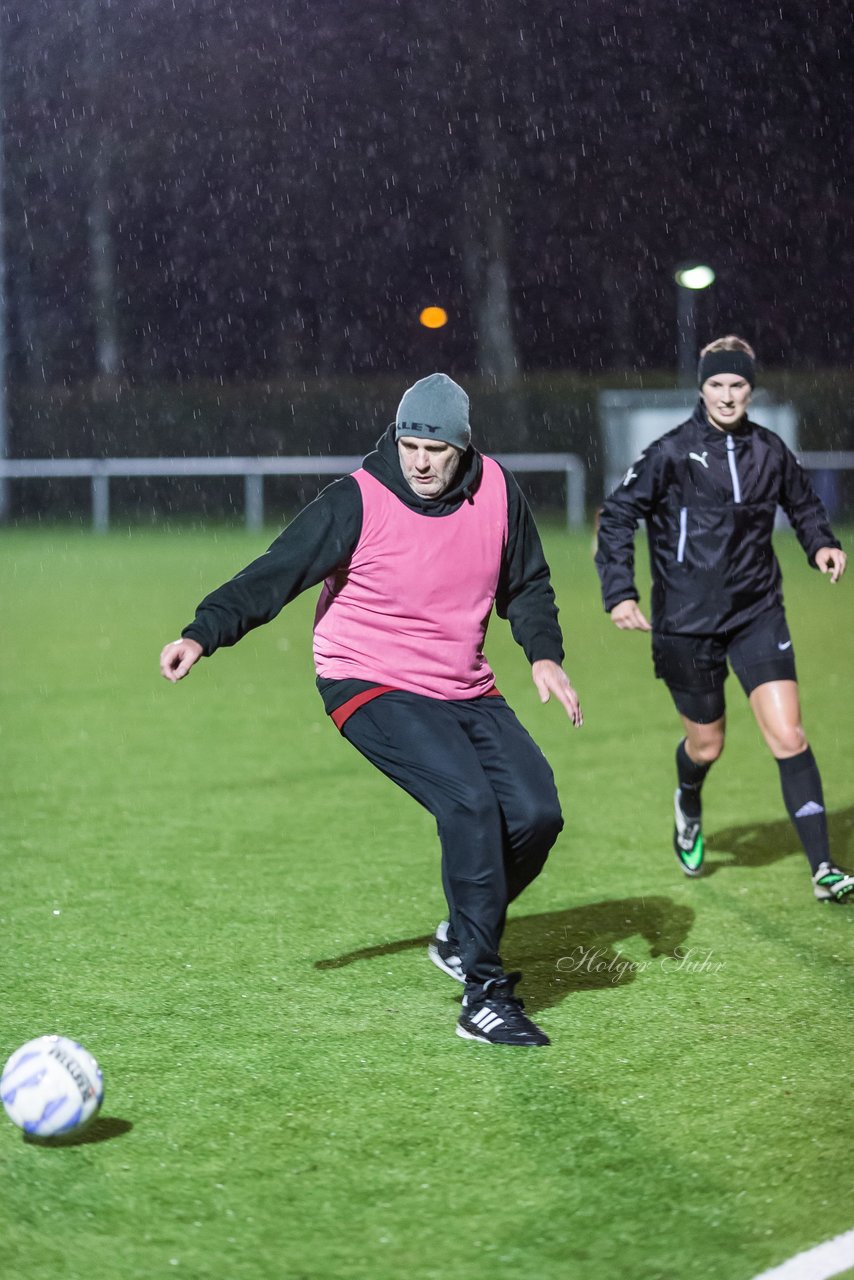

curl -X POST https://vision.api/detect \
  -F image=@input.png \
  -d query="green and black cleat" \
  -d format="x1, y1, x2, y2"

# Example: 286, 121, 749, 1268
673, 788, 704, 877
812, 862, 854, 903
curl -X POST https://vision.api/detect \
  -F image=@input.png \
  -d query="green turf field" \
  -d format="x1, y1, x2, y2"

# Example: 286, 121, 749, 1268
2, 523, 852, 1280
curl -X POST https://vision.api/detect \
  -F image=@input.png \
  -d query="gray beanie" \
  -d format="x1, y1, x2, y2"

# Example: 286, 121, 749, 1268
394, 373, 471, 451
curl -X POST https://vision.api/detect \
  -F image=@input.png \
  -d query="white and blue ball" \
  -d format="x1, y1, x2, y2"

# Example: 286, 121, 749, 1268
1, 1036, 104, 1139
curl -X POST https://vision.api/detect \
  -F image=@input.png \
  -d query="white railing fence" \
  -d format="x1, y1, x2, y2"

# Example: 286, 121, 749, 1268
2, 450, 851, 532
0, 452, 588, 531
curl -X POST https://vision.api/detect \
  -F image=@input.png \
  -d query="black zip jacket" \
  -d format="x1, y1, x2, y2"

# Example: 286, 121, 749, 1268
182, 427, 565, 714
595, 401, 841, 635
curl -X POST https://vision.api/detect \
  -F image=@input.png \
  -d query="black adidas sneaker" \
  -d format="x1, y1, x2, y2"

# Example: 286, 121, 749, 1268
456, 973, 549, 1046
428, 921, 466, 983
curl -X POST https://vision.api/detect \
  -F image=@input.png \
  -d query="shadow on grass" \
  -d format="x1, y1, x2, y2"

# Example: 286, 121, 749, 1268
316, 896, 695, 1013
705, 804, 854, 876
24, 1115, 133, 1148
313, 808, 853, 1012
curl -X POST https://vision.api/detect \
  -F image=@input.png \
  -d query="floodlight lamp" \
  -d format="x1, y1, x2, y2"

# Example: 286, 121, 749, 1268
674, 264, 715, 291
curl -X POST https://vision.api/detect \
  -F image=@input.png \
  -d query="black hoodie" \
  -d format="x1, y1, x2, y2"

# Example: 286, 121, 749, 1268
182, 427, 565, 716
595, 401, 840, 635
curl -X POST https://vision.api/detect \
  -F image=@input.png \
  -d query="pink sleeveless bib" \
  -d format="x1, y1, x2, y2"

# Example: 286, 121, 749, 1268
313, 456, 508, 699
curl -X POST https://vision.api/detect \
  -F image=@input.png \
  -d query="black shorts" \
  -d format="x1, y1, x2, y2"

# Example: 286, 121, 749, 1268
652, 607, 797, 724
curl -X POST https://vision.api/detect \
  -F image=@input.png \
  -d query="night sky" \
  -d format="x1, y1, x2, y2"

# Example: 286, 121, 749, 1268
3, 0, 851, 384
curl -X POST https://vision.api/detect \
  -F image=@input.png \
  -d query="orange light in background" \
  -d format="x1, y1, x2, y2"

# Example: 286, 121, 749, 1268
419, 306, 448, 329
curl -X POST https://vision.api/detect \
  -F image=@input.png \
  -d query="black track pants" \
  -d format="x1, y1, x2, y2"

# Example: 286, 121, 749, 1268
340, 691, 563, 984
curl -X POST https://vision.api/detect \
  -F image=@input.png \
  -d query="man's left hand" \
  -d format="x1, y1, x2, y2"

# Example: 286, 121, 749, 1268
815, 547, 847, 583
531, 660, 584, 727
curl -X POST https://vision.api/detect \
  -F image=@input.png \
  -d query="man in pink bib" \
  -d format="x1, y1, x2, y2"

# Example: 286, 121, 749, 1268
161, 373, 583, 1046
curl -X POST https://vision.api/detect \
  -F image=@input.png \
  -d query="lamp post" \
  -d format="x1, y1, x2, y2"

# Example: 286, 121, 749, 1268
674, 263, 715, 387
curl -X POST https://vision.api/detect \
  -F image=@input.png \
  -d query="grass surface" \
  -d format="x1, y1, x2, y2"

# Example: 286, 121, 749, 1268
1, 523, 853, 1280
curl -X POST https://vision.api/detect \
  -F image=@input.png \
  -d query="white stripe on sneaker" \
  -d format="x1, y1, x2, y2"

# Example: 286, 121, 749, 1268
472, 1009, 504, 1033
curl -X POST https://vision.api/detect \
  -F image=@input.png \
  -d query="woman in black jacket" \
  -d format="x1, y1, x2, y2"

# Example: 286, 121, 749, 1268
595, 336, 850, 900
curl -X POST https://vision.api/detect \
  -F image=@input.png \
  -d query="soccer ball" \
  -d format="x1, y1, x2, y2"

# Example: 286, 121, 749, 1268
1, 1036, 104, 1139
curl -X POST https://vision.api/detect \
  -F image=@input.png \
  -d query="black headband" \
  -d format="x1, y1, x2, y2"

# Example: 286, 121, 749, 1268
697, 349, 756, 388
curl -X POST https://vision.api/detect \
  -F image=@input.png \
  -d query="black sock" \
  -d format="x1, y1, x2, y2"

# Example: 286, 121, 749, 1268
676, 738, 711, 819
777, 747, 829, 873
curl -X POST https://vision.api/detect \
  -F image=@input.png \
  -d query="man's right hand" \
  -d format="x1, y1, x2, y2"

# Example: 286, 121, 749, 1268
609, 600, 651, 631
160, 637, 204, 682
